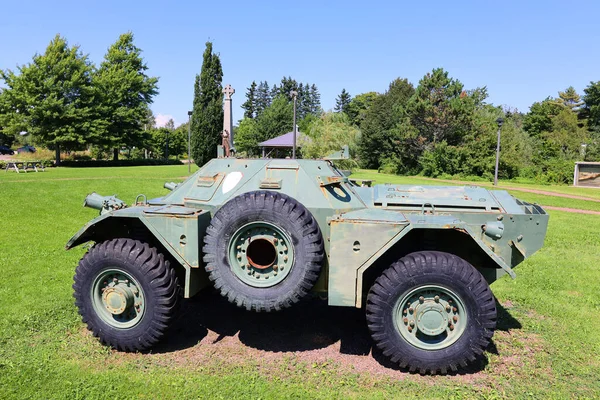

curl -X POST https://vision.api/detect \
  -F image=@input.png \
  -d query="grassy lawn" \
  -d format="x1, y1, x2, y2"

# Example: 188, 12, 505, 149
1, 166, 599, 399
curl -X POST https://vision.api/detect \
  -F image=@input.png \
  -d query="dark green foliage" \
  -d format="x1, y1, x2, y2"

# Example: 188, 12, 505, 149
244, 78, 321, 121
255, 81, 272, 118
358, 78, 415, 169
93, 32, 158, 161
235, 95, 293, 156
334, 89, 352, 114
346, 92, 378, 126
58, 159, 183, 167
190, 42, 223, 166
0, 35, 98, 165
241, 81, 257, 119
523, 99, 563, 137
583, 81, 600, 131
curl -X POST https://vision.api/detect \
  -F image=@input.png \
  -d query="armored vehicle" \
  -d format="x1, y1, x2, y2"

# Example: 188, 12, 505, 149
67, 155, 548, 373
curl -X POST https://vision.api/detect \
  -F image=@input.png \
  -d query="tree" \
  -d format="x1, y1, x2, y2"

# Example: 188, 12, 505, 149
334, 89, 352, 114
241, 81, 257, 119
233, 117, 260, 156
308, 84, 321, 115
552, 86, 584, 112
190, 42, 223, 166
523, 98, 563, 137
93, 32, 158, 160
301, 112, 360, 169
583, 81, 600, 131
406, 68, 475, 148
358, 78, 415, 169
346, 92, 378, 126
0, 34, 98, 165
255, 81, 271, 117
256, 95, 293, 143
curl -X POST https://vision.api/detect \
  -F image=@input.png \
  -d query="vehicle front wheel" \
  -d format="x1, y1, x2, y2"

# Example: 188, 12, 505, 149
73, 238, 180, 351
366, 251, 497, 374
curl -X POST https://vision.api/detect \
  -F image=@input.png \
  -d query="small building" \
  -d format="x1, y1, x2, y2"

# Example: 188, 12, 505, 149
259, 131, 310, 158
573, 162, 600, 187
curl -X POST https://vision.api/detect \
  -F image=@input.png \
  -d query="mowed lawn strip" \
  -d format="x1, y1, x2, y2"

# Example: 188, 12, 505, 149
0, 165, 599, 398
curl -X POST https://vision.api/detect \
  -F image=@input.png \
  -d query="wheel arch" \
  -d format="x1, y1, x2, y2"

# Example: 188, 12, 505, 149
359, 228, 507, 307
66, 215, 209, 298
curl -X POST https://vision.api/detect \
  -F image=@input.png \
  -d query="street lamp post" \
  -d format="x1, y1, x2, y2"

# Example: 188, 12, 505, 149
187, 110, 193, 173
494, 117, 504, 186
290, 90, 298, 159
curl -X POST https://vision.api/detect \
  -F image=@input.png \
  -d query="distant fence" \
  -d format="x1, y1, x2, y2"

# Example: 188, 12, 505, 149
573, 162, 600, 187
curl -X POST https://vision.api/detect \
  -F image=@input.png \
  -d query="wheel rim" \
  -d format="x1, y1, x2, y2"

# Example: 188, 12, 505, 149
228, 221, 294, 288
91, 268, 145, 329
393, 285, 467, 351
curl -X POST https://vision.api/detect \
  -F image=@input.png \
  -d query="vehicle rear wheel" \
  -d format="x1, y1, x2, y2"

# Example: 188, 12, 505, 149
366, 251, 497, 374
73, 238, 180, 351
203, 191, 324, 312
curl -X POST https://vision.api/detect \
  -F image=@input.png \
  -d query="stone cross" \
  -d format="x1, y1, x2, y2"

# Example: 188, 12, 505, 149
222, 84, 235, 149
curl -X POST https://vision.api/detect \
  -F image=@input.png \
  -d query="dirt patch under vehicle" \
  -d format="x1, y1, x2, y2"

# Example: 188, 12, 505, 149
88, 291, 551, 385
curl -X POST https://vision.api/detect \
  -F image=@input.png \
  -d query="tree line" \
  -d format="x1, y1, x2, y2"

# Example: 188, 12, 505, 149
3, 36, 599, 183
0, 33, 160, 164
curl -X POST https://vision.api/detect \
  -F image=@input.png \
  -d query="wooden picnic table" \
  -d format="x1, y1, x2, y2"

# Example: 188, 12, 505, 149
4, 160, 45, 173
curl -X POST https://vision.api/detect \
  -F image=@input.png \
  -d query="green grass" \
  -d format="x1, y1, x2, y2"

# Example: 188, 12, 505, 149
1, 166, 600, 398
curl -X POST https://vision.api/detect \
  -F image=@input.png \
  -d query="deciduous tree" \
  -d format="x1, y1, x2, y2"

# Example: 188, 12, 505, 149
94, 32, 158, 160
0, 34, 98, 165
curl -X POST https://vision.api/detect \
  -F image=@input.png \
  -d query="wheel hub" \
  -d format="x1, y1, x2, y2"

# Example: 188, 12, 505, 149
102, 285, 134, 315
91, 270, 145, 328
228, 222, 294, 288
415, 303, 449, 336
395, 285, 467, 350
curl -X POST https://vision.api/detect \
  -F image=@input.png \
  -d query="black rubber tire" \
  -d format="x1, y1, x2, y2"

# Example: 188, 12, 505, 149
366, 251, 497, 374
73, 238, 180, 351
202, 191, 324, 312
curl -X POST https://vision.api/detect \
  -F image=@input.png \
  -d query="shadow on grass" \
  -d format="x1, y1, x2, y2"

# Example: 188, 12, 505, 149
153, 292, 522, 375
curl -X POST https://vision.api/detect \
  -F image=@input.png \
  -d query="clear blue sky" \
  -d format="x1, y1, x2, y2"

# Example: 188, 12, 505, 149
1, 0, 598, 127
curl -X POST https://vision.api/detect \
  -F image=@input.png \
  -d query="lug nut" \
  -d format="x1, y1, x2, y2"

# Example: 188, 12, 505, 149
283, 256, 288, 262
409, 307, 414, 313
419, 296, 425, 303
408, 326, 413, 332
403, 317, 408, 324
434, 295, 440, 302
409, 321, 415, 327
453, 307, 457, 312
445, 305, 451, 312
449, 324, 455, 331
113, 278, 118, 283
453, 316, 458, 323
237, 245, 241, 249
273, 265, 278, 271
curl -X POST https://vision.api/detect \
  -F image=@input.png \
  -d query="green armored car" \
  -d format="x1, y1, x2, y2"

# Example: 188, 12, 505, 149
67, 155, 548, 374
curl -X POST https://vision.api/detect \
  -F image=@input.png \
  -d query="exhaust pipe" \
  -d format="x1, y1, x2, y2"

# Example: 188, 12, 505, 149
83, 192, 126, 214
164, 182, 179, 191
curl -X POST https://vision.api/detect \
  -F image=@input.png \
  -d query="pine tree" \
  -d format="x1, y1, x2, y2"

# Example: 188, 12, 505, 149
553, 86, 584, 112
241, 81, 257, 118
94, 32, 159, 160
334, 88, 352, 114
255, 81, 271, 117
190, 41, 223, 166
0, 34, 98, 165
309, 84, 321, 115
